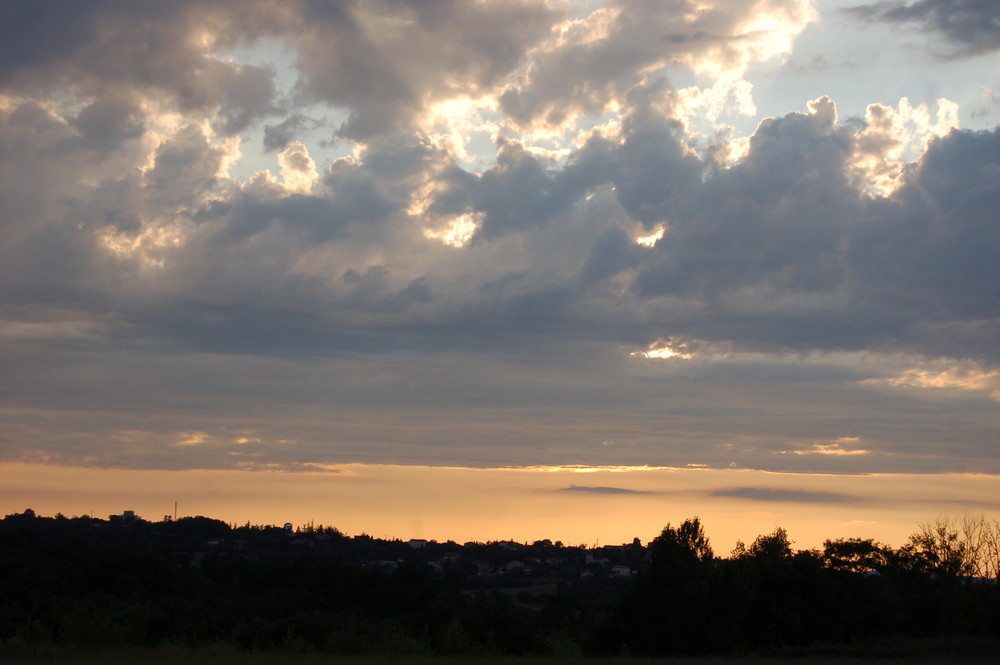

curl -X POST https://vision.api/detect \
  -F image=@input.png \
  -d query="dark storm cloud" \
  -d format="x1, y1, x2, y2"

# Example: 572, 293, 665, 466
712, 487, 853, 503
846, 0, 1000, 57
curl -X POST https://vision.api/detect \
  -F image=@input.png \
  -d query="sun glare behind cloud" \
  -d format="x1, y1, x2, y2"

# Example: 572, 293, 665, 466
423, 212, 483, 248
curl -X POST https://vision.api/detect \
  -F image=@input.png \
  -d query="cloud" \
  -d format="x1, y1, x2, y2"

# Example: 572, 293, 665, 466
276, 141, 318, 194
712, 487, 853, 503
559, 485, 650, 495
263, 114, 322, 152
846, 0, 1000, 58
292, 0, 559, 139
0, 1, 996, 480
848, 126, 1000, 352
0, 1, 281, 134
498, 0, 815, 130
472, 138, 583, 238
782, 438, 871, 456
849, 97, 960, 196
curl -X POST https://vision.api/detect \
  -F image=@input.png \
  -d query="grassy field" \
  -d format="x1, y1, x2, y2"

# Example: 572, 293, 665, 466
4, 648, 1000, 665
4, 657, 1000, 665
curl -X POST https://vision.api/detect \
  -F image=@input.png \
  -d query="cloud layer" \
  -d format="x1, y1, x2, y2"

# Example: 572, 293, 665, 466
0, 0, 997, 477
846, 0, 1000, 58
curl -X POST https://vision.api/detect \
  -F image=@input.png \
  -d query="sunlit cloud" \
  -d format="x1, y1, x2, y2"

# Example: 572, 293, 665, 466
630, 338, 694, 360
781, 438, 871, 457
863, 363, 999, 396
420, 95, 500, 166
553, 3, 618, 48
276, 141, 318, 194
215, 132, 243, 180
674, 75, 757, 133
669, 0, 817, 147
850, 97, 961, 196
887, 368, 998, 391
175, 431, 210, 447
679, 1, 817, 79
423, 212, 483, 248
635, 224, 665, 247
100, 222, 185, 268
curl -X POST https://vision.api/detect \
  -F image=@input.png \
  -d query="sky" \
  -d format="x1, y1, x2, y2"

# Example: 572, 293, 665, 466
1, 0, 998, 551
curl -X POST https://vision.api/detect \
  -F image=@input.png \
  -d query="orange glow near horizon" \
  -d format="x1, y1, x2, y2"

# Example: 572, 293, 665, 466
2, 463, 999, 553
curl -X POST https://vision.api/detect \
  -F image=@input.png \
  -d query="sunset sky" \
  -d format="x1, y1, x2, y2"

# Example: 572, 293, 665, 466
1, 0, 998, 552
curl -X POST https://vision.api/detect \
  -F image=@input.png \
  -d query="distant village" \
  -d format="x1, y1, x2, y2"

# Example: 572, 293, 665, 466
96, 509, 648, 595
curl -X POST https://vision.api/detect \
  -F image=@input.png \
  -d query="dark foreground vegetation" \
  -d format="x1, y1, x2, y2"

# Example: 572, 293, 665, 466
1, 509, 998, 660
4, 644, 1000, 665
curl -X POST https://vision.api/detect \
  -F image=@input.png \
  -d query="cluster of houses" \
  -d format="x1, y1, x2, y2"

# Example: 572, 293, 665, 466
280, 530, 648, 587
105, 510, 648, 590
367, 539, 637, 580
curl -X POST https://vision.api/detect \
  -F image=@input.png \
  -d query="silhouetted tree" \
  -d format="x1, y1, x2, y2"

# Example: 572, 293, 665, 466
618, 518, 717, 655
822, 537, 889, 574
897, 517, 968, 578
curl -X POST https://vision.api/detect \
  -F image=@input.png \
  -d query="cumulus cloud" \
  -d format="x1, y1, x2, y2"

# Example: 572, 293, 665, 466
0, 1, 997, 478
292, 0, 559, 139
498, 0, 816, 130
849, 97, 960, 196
0, 1, 282, 133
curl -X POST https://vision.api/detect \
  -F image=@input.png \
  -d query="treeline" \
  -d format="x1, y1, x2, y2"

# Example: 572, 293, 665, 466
0, 510, 621, 656
593, 516, 1000, 655
1, 510, 998, 657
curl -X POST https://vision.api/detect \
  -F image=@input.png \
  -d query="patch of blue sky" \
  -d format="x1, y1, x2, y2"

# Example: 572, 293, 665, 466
747, 0, 1000, 134
212, 37, 355, 183
460, 128, 503, 173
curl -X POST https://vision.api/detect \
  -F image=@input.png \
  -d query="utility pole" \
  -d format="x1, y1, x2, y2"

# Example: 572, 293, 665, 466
174, 500, 177, 521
